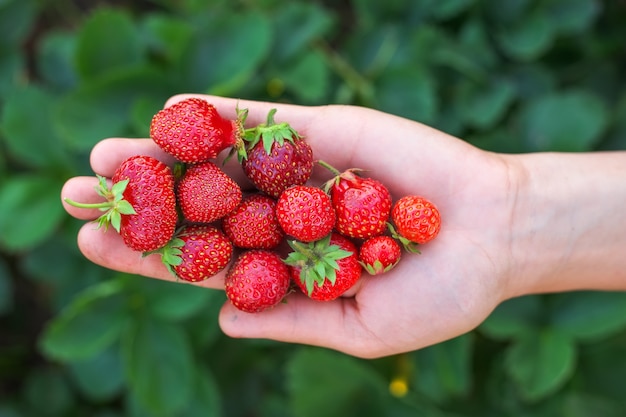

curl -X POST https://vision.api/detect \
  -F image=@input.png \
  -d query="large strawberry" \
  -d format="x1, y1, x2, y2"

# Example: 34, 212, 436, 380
222, 194, 284, 249
319, 161, 392, 239
391, 195, 441, 245
64, 155, 177, 252
225, 250, 291, 313
177, 161, 242, 223
275, 185, 335, 242
286, 233, 361, 301
156, 225, 233, 282
150, 98, 242, 163
239, 109, 313, 198
358, 235, 401, 275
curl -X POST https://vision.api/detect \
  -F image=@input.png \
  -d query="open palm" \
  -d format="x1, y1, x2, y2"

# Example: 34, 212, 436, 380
62, 95, 521, 358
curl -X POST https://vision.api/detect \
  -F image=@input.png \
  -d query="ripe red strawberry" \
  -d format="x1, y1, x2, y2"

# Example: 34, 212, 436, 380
64, 155, 177, 252
150, 98, 241, 163
225, 250, 291, 313
222, 194, 284, 249
240, 109, 313, 198
358, 235, 401, 275
286, 233, 361, 301
320, 161, 392, 239
391, 195, 441, 245
275, 185, 335, 242
177, 161, 242, 223
158, 225, 233, 282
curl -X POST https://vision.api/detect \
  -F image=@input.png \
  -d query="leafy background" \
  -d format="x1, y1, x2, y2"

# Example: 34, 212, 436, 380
1, 0, 626, 416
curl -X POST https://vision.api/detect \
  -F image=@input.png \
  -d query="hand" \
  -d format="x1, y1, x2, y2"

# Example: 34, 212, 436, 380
62, 95, 523, 358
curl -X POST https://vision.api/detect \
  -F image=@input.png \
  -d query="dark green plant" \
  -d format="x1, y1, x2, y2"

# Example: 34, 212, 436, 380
1, 0, 625, 415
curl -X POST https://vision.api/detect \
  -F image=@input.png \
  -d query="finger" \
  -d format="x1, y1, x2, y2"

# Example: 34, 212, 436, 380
165, 94, 480, 198
89, 138, 253, 188
76, 223, 227, 290
218, 290, 387, 358
61, 176, 108, 220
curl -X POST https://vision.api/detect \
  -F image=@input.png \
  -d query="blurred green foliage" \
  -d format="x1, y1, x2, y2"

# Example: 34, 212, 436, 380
1, 0, 625, 415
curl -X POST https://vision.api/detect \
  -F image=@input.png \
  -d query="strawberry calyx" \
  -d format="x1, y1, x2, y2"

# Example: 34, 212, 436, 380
387, 223, 421, 254
358, 258, 400, 275
284, 234, 353, 296
63, 175, 136, 233
236, 108, 302, 163
144, 233, 185, 278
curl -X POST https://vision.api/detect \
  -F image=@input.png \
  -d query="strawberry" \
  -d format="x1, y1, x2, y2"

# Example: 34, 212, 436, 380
64, 155, 177, 252
286, 233, 361, 301
157, 225, 233, 282
358, 235, 401, 275
150, 98, 241, 163
225, 250, 291, 313
239, 109, 313, 198
177, 161, 242, 223
222, 194, 284, 249
391, 195, 441, 245
275, 185, 335, 242
319, 161, 392, 239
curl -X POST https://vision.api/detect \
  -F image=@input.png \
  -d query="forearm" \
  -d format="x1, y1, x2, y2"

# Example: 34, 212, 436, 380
506, 151, 626, 298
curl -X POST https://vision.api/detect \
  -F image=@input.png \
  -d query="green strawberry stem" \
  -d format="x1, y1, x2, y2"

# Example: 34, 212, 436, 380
387, 223, 421, 254
317, 160, 342, 176
63, 176, 136, 233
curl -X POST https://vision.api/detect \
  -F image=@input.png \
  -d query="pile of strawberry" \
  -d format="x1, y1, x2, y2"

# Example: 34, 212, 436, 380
66, 98, 441, 313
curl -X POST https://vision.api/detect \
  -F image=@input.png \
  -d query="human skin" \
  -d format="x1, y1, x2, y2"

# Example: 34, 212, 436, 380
61, 94, 626, 359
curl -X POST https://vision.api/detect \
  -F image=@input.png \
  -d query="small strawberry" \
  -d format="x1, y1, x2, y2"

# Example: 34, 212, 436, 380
64, 155, 177, 252
319, 161, 392, 239
391, 195, 441, 245
225, 250, 291, 313
275, 185, 335, 242
358, 235, 401, 275
286, 233, 361, 301
156, 225, 233, 282
150, 98, 242, 163
222, 194, 284, 249
177, 161, 242, 223
239, 109, 313, 198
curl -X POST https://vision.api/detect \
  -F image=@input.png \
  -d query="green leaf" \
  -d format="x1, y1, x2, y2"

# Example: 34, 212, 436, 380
21, 367, 74, 417
496, 9, 555, 61
135, 278, 215, 322
504, 329, 577, 402
180, 11, 272, 95
480, 295, 543, 340
518, 90, 609, 152
122, 318, 194, 416
270, 2, 335, 63
176, 368, 222, 417
140, 14, 193, 65
0, 0, 37, 48
0, 175, 66, 252
544, 0, 601, 35
280, 50, 330, 103
548, 291, 626, 342
375, 68, 438, 123
39, 280, 129, 361
1, 85, 71, 169
457, 77, 517, 129
67, 343, 125, 402
54, 67, 175, 151
0, 258, 13, 315
75, 8, 145, 79
412, 334, 473, 402
428, 0, 476, 21
0, 48, 23, 97
35, 30, 78, 91
286, 347, 386, 417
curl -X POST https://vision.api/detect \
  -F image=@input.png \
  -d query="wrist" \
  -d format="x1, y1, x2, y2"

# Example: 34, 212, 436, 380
505, 151, 626, 298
